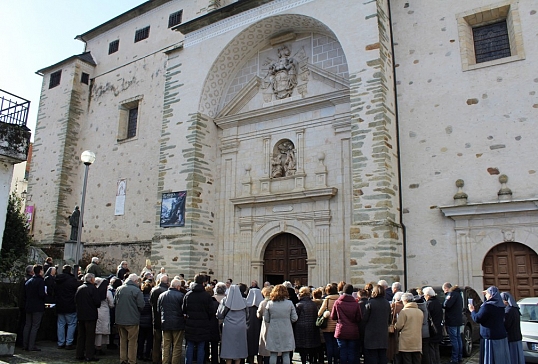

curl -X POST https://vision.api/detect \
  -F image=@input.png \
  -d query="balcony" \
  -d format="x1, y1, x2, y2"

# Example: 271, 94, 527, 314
0, 90, 31, 163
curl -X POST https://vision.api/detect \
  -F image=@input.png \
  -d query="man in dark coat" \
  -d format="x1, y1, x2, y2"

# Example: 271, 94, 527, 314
183, 274, 213, 364
55, 265, 80, 349
75, 273, 101, 361
362, 284, 392, 363
158, 278, 186, 364
16, 265, 34, 347
150, 275, 169, 364
23, 264, 46, 351
443, 282, 463, 364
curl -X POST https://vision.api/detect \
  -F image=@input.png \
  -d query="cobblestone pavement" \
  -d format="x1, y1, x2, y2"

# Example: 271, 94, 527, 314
0, 341, 480, 364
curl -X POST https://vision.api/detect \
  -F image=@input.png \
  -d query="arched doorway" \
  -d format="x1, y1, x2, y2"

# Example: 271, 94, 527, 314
482, 242, 538, 300
263, 233, 308, 286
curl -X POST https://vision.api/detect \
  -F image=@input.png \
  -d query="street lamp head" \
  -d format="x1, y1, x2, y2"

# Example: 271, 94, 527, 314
80, 150, 96, 165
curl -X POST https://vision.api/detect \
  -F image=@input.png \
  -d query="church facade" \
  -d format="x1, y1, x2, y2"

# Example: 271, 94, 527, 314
29, 0, 538, 296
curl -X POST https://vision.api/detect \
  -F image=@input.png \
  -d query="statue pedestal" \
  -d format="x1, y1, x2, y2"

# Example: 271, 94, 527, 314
63, 241, 83, 264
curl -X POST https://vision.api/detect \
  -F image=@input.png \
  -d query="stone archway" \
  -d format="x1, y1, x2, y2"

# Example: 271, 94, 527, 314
263, 233, 308, 286
482, 242, 538, 300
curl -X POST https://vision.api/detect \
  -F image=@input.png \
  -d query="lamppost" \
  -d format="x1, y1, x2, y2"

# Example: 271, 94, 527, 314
75, 150, 96, 266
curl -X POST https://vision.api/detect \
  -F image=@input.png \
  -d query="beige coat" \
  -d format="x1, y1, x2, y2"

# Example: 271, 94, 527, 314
96, 289, 114, 334
318, 294, 339, 333
395, 302, 423, 353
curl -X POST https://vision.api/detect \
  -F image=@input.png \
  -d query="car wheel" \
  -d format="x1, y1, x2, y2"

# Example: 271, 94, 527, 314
462, 325, 472, 357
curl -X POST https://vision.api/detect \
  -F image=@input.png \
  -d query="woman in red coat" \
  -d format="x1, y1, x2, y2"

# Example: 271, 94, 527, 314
330, 284, 362, 364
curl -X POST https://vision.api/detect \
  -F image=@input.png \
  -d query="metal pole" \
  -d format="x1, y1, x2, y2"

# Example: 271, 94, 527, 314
75, 163, 90, 265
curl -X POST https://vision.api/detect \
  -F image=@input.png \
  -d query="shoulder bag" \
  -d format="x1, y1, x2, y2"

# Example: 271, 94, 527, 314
316, 298, 330, 328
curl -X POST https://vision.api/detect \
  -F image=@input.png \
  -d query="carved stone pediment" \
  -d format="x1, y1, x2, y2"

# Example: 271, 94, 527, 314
216, 63, 349, 121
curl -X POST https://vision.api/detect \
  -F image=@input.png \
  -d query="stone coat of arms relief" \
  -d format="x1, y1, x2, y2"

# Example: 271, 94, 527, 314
262, 45, 309, 102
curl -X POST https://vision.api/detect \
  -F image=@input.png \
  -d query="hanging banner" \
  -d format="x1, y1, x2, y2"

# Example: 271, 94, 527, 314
115, 179, 127, 216
24, 205, 35, 233
160, 191, 186, 227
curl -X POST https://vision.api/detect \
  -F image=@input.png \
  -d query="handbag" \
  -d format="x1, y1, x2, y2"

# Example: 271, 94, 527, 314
316, 298, 330, 328
388, 304, 397, 334
428, 315, 438, 335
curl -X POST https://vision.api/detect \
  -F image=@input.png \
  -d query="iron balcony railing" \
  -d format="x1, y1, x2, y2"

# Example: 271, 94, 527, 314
0, 89, 30, 127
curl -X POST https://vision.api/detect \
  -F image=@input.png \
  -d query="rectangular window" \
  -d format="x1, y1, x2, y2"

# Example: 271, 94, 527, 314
109, 40, 119, 54
134, 26, 150, 43
49, 70, 61, 89
168, 10, 183, 28
457, 2, 525, 71
127, 107, 138, 139
81, 73, 89, 85
118, 96, 142, 141
473, 21, 511, 64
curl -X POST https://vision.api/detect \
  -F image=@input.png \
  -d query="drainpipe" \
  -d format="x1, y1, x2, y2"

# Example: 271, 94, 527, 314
386, 0, 408, 290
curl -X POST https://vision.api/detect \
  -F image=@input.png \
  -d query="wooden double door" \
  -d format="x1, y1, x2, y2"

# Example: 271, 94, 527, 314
263, 233, 308, 286
482, 242, 538, 301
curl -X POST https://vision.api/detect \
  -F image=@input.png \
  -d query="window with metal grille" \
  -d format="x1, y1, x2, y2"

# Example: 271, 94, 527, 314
473, 21, 511, 64
81, 73, 89, 85
49, 70, 62, 89
127, 107, 138, 138
134, 26, 150, 43
109, 40, 119, 54
168, 10, 183, 28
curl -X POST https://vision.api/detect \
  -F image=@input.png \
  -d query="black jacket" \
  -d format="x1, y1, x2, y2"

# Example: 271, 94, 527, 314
363, 296, 391, 349
75, 281, 101, 321
44, 273, 56, 304
25, 275, 46, 313
183, 284, 213, 342
208, 297, 220, 341
426, 296, 443, 343
443, 287, 463, 327
158, 287, 186, 331
150, 282, 168, 330
55, 273, 79, 313
139, 293, 153, 328
504, 306, 522, 342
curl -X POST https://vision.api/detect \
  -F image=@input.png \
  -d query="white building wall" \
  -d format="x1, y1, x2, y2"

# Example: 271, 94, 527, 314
392, 0, 538, 288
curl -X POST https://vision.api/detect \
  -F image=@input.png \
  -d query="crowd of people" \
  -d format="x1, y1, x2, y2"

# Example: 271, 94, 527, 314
17, 257, 526, 364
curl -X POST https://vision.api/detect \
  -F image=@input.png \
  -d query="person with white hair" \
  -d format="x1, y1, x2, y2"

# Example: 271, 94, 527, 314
114, 273, 145, 364
75, 273, 101, 361
158, 278, 186, 364
423, 287, 443, 364
378, 279, 393, 302
395, 293, 423, 364
214, 282, 227, 303
86, 257, 104, 278
388, 289, 404, 363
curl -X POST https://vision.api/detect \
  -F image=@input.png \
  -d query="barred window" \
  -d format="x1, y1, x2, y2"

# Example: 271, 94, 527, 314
49, 70, 61, 89
127, 107, 138, 139
134, 26, 150, 43
473, 21, 511, 64
168, 10, 183, 28
81, 73, 90, 85
118, 97, 142, 142
109, 40, 119, 54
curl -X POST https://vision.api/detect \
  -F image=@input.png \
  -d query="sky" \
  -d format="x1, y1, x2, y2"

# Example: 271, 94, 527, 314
0, 1, 147, 140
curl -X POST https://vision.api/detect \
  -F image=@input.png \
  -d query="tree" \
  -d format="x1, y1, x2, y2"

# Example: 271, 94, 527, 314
0, 193, 32, 278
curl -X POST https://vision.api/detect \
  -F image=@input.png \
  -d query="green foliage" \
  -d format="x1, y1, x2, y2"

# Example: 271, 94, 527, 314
0, 193, 32, 281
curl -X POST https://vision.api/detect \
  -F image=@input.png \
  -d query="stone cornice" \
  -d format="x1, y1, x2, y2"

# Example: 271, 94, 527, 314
176, 0, 317, 47
439, 198, 538, 219
231, 187, 337, 208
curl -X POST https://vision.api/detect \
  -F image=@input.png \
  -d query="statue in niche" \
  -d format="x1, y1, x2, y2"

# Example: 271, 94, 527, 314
271, 154, 284, 178
264, 45, 298, 100
284, 144, 296, 176
271, 140, 296, 178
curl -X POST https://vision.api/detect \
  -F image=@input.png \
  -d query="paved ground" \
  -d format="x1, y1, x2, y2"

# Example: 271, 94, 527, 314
0, 341, 480, 364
